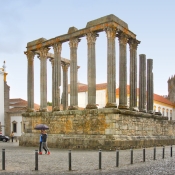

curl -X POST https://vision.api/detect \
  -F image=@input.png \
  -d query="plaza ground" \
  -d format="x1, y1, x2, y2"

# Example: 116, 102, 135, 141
0, 141, 175, 174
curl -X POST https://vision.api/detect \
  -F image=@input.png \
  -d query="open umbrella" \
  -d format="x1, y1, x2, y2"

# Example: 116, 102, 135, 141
34, 124, 49, 130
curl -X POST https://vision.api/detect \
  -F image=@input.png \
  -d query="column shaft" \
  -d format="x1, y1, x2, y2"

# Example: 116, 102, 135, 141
68, 38, 79, 110
53, 43, 62, 111
105, 27, 117, 108
62, 63, 69, 110
26, 51, 35, 111
147, 59, 153, 113
139, 54, 147, 112
118, 32, 128, 109
86, 32, 97, 109
128, 39, 140, 110
39, 47, 49, 111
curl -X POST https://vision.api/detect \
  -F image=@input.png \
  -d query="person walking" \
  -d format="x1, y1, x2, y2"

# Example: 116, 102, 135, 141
10, 131, 14, 142
42, 130, 50, 155
39, 130, 47, 155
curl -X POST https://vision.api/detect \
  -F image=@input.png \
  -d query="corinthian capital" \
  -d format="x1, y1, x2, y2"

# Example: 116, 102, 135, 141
128, 38, 141, 50
117, 32, 128, 45
86, 32, 97, 44
105, 27, 117, 39
39, 47, 50, 58
61, 63, 70, 72
24, 51, 35, 60
53, 42, 62, 55
69, 38, 80, 48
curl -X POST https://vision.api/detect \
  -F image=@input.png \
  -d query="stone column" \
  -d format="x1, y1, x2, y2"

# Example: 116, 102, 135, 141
62, 63, 70, 110
118, 32, 128, 109
39, 47, 49, 112
68, 38, 79, 110
105, 27, 117, 108
139, 54, 147, 112
53, 43, 62, 111
25, 51, 35, 112
49, 58, 54, 111
147, 59, 153, 113
86, 32, 98, 109
128, 39, 140, 111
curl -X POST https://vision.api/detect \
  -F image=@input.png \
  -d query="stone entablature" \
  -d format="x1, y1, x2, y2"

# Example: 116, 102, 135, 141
20, 109, 175, 150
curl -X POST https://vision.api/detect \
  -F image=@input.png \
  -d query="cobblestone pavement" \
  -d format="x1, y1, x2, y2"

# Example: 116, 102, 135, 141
0, 141, 175, 174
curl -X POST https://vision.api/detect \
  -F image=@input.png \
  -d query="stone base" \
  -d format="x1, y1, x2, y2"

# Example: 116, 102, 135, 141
118, 104, 129, 110
139, 109, 147, 113
39, 108, 47, 112
130, 107, 139, 111
147, 110, 154, 114
86, 104, 97, 109
19, 134, 175, 150
68, 105, 78, 110
26, 108, 35, 112
105, 103, 117, 108
53, 106, 60, 111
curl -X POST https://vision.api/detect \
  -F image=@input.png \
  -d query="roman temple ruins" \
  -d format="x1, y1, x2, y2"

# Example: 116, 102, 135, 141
20, 14, 175, 150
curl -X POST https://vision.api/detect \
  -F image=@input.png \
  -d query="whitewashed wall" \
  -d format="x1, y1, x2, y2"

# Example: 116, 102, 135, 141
0, 70, 4, 134
11, 116, 22, 137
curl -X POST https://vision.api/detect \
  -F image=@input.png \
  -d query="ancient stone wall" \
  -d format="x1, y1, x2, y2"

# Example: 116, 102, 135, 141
19, 109, 175, 150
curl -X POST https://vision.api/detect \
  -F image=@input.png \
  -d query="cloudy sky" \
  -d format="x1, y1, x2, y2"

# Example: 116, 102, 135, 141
0, 0, 175, 104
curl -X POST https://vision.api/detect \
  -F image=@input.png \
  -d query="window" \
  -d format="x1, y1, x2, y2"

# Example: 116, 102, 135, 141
12, 121, 17, 133
158, 107, 161, 112
166, 109, 169, 117
162, 108, 165, 116
154, 106, 156, 112
170, 110, 172, 120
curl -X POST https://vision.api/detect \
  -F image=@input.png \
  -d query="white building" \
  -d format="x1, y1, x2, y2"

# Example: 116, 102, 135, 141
68, 83, 175, 120
0, 67, 4, 134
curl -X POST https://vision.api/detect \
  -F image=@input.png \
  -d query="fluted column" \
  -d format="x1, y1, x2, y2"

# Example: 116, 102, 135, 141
68, 38, 79, 110
62, 63, 70, 110
39, 47, 49, 112
118, 32, 128, 109
50, 58, 54, 111
128, 39, 140, 111
147, 59, 153, 113
25, 51, 35, 112
86, 32, 97, 109
53, 43, 62, 111
105, 27, 117, 108
139, 54, 147, 112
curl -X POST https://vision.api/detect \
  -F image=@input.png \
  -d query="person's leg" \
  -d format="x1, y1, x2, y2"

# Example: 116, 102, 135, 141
12, 137, 13, 142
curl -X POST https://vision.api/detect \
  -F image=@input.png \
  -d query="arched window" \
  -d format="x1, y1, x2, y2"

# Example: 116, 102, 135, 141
162, 108, 165, 116
158, 107, 161, 112
170, 110, 172, 120
12, 121, 17, 133
154, 106, 156, 112
166, 109, 169, 117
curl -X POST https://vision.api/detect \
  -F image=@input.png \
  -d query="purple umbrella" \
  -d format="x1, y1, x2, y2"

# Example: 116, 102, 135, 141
34, 124, 49, 130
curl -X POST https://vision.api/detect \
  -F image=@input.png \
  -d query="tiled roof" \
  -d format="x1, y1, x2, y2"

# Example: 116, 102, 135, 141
9, 98, 40, 112
76, 83, 175, 107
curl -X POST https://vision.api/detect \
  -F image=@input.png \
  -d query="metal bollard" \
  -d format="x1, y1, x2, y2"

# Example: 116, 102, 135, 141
35, 150, 38, 171
153, 147, 156, 160
116, 149, 119, 167
162, 146, 165, 159
2, 149, 5, 170
99, 149, 102, 169
171, 145, 173, 157
68, 150, 71, 171
130, 149, 133, 164
143, 148, 145, 162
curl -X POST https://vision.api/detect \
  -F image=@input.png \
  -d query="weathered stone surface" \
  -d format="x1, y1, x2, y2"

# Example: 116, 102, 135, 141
86, 14, 128, 29
20, 109, 175, 150
27, 38, 47, 47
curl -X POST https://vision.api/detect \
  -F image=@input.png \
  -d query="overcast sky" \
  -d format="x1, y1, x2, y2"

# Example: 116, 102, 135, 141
0, 0, 175, 104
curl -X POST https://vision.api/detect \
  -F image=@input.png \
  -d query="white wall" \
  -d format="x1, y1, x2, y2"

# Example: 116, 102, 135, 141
11, 116, 22, 137
0, 70, 4, 134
